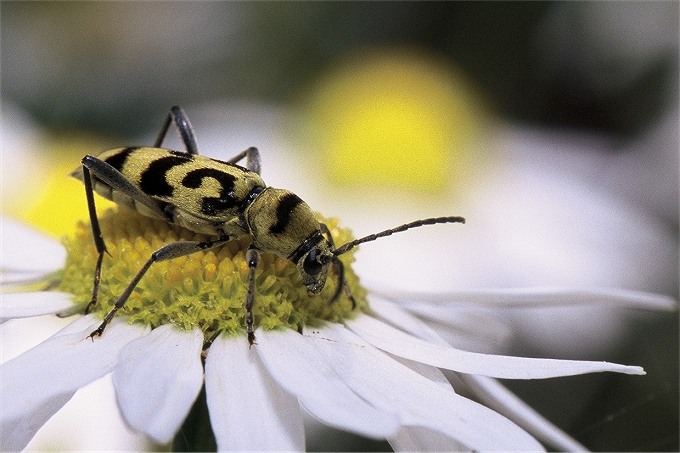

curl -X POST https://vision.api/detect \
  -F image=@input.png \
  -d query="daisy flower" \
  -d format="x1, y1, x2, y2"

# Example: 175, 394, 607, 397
1, 208, 675, 452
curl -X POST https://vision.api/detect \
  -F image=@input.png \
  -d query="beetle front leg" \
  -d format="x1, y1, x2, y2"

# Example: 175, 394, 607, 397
245, 246, 260, 345
82, 165, 108, 314
320, 223, 356, 309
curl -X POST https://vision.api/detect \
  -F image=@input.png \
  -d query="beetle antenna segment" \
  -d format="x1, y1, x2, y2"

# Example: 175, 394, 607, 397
333, 216, 465, 256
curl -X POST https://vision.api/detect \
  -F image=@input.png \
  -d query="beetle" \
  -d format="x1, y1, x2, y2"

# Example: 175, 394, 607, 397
72, 106, 465, 344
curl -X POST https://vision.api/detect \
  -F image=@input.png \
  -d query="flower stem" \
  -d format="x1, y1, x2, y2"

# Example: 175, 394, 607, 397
172, 384, 216, 452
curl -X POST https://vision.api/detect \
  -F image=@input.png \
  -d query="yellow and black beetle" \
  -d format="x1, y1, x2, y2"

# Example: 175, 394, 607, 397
72, 106, 464, 344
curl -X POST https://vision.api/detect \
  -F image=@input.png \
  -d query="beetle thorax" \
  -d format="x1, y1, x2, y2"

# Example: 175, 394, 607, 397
244, 187, 321, 258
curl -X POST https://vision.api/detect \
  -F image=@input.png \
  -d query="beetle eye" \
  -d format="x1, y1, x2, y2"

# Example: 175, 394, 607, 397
303, 249, 324, 275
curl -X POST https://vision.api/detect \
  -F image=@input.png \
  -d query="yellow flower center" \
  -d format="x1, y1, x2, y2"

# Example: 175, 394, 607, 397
58, 208, 367, 340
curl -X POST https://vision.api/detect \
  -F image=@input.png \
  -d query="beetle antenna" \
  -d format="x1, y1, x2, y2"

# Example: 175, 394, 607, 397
333, 216, 465, 256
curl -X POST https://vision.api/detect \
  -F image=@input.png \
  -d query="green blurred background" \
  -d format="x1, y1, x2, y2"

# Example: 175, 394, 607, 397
1, 2, 676, 137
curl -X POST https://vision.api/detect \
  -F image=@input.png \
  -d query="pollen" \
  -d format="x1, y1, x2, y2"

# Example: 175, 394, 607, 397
57, 208, 367, 341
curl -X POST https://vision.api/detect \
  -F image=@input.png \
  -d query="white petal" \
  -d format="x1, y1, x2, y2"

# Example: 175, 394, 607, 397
1, 271, 56, 287
23, 374, 150, 451
378, 287, 677, 311
458, 374, 587, 452
0, 216, 65, 274
389, 427, 467, 452
0, 292, 74, 322
365, 301, 452, 391
307, 324, 544, 451
370, 295, 512, 352
370, 298, 587, 451
205, 335, 304, 451
346, 314, 644, 378
112, 324, 204, 444
1, 391, 74, 452
388, 364, 473, 450
399, 304, 513, 347
390, 355, 453, 392
0, 315, 148, 451
256, 329, 401, 439
367, 295, 445, 342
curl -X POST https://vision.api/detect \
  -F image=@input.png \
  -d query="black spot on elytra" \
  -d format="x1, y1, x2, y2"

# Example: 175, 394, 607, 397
104, 147, 137, 172
182, 168, 235, 190
182, 168, 239, 216
270, 193, 303, 234
140, 155, 192, 197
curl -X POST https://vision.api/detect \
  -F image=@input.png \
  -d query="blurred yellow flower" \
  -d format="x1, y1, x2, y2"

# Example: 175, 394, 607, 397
6, 134, 114, 237
299, 48, 489, 196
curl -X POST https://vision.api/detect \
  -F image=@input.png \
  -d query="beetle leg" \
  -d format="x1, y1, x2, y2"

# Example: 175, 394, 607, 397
81, 155, 171, 221
226, 147, 261, 175
154, 105, 199, 155
245, 246, 260, 345
81, 165, 108, 314
320, 223, 355, 308
87, 236, 230, 339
